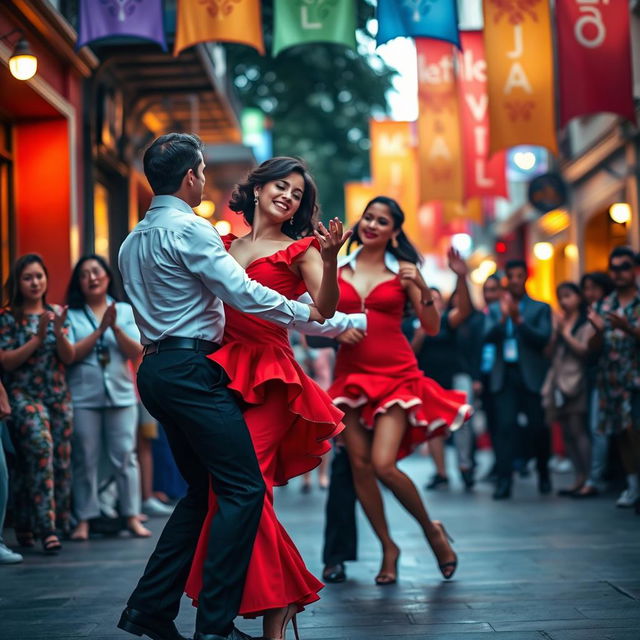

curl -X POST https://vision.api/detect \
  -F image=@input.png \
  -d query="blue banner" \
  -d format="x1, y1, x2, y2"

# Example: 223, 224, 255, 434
376, 0, 460, 48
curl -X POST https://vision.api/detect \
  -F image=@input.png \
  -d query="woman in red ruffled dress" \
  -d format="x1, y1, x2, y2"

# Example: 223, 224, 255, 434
185, 158, 351, 640
329, 196, 472, 585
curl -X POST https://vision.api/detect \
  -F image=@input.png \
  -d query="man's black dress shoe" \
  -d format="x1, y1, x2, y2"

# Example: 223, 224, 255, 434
194, 627, 257, 640
118, 608, 187, 640
322, 562, 346, 583
493, 478, 512, 500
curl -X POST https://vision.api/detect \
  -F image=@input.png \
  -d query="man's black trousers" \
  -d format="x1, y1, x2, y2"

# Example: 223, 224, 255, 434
128, 350, 265, 636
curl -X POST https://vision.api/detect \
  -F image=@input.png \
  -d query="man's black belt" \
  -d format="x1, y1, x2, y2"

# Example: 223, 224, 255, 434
143, 337, 220, 357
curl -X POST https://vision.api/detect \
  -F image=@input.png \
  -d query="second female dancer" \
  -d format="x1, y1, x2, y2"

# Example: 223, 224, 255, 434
329, 196, 472, 585
185, 157, 353, 640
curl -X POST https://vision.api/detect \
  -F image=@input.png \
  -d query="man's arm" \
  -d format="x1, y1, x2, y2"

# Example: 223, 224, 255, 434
178, 218, 317, 326
295, 293, 366, 337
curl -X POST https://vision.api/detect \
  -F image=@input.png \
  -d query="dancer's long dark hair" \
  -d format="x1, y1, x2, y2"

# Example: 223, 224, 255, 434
556, 281, 588, 334
66, 255, 121, 309
2, 254, 49, 323
229, 157, 319, 239
347, 196, 422, 265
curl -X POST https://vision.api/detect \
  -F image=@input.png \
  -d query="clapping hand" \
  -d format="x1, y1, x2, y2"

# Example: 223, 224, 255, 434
500, 292, 520, 323
315, 218, 351, 264
587, 307, 605, 333
53, 306, 68, 338
447, 247, 468, 277
606, 311, 632, 334
99, 303, 117, 333
36, 310, 54, 344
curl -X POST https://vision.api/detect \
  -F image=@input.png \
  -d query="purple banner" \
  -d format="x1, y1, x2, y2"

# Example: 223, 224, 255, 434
78, 0, 166, 51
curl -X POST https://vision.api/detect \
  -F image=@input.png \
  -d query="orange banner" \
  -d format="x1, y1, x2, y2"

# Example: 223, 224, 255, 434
416, 38, 464, 205
442, 198, 483, 224
344, 182, 377, 228
482, 0, 557, 154
175, 0, 264, 56
368, 119, 421, 247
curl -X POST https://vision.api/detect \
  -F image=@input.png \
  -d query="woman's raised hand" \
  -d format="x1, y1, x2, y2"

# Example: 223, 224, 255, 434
314, 218, 351, 263
399, 264, 428, 293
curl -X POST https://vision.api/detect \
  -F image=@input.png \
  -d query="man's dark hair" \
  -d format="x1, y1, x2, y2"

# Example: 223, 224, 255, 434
505, 259, 527, 273
143, 133, 204, 195
609, 245, 636, 265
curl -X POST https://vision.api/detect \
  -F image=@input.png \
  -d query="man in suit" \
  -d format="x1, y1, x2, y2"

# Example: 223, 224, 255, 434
484, 259, 552, 500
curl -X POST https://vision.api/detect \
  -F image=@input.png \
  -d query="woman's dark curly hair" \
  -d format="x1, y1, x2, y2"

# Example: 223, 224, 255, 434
2, 254, 49, 323
347, 196, 423, 265
228, 157, 319, 239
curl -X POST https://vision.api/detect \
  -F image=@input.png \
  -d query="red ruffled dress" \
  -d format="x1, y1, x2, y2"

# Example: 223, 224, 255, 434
329, 271, 472, 460
185, 235, 344, 616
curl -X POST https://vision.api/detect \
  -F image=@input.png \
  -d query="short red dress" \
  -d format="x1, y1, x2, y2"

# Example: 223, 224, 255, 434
185, 235, 344, 616
329, 270, 472, 459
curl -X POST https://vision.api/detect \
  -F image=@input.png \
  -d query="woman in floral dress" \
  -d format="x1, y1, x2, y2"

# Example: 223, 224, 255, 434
0, 254, 75, 553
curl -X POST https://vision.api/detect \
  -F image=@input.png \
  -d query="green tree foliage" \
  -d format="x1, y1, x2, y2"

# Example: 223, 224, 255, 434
227, 0, 397, 220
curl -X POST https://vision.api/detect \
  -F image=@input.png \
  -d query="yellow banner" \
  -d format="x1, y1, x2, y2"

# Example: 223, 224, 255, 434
344, 182, 377, 228
416, 38, 464, 205
368, 119, 421, 248
175, 0, 264, 56
442, 198, 483, 224
483, 0, 557, 154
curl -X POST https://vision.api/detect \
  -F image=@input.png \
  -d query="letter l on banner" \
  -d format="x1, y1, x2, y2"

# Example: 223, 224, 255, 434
458, 31, 507, 200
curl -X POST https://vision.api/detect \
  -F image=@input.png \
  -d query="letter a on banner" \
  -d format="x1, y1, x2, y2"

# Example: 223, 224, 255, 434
273, 0, 356, 56
556, 1, 636, 127
416, 38, 463, 204
175, 0, 264, 56
482, 0, 557, 154
458, 31, 507, 200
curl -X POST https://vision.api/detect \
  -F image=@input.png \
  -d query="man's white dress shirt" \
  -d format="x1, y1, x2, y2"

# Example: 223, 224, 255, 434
118, 195, 311, 345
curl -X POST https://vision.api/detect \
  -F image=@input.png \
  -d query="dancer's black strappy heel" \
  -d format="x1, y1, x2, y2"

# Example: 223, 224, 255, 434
431, 521, 457, 580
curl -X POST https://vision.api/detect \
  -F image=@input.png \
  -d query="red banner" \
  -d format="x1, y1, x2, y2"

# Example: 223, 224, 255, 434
416, 38, 464, 204
556, 0, 636, 127
458, 31, 507, 201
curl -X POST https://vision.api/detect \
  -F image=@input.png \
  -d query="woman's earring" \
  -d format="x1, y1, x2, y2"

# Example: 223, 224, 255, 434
391, 236, 399, 249
254, 196, 259, 205
289, 216, 295, 226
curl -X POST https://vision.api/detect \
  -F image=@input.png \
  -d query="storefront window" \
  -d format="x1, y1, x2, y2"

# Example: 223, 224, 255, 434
94, 182, 110, 259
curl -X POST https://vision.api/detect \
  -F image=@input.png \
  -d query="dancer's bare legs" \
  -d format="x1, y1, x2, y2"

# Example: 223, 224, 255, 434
340, 407, 400, 583
342, 404, 457, 581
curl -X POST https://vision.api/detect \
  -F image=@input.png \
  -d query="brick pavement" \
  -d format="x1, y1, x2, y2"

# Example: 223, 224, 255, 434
1, 454, 639, 640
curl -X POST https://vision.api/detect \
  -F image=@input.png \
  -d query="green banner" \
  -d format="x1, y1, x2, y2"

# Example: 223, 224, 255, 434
273, 0, 356, 56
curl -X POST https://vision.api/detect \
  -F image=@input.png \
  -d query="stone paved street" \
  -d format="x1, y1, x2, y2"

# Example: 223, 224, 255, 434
1, 454, 639, 640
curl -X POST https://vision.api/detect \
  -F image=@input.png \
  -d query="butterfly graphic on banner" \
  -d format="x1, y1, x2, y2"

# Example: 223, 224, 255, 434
305, 0, 340, 21
200, 0, 242, 19
101, 0, 143, 22
489, 0, 542, 25
402, 0, 436, 23
504, 99, 536, 122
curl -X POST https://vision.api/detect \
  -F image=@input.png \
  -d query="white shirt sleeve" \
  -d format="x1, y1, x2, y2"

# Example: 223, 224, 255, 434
294, 293, 367, 337
176, 218, 311, 326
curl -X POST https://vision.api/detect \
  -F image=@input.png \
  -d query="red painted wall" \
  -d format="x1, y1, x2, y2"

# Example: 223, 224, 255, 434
14, 119, 71, 304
